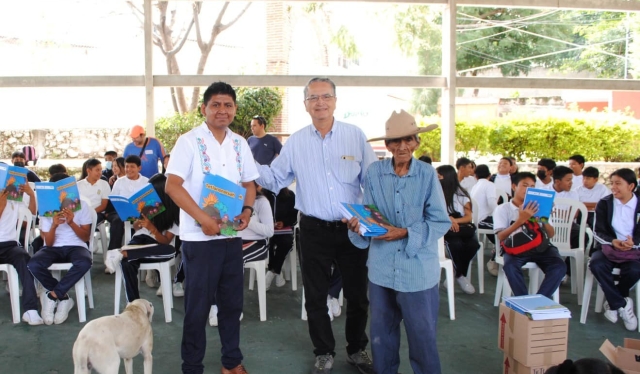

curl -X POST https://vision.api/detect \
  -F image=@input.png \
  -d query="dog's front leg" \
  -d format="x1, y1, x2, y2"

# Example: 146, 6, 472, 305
124, 358, 133, 374
142, 352, 153, 374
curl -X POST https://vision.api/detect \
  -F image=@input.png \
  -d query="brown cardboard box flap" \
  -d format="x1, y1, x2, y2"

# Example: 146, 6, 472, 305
600, 339, 640, 374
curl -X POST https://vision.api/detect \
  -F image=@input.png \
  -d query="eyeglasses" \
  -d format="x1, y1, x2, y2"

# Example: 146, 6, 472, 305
305, 94, 336, 103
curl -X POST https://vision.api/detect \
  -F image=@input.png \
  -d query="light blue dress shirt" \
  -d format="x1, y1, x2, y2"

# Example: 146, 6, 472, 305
350, 158, 451, 292
256, 120, 378, 222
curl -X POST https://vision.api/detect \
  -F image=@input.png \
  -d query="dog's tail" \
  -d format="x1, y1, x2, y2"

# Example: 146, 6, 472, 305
72, 339, 92, 374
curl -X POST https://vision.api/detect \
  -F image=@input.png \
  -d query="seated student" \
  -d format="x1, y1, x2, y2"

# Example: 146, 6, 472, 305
209, 182, 274, 326
437, 165, 480, 294
577, 166, 611, 213
456, 157, 477, 192
101, 151, 117, 183
27, 173, 93, 325
491, 157, 513, 198
0, 183, 43, 325
471, 165, 500, 275
108, 157, 126, 188
568, 154, 585, 192
104, 174, 180, 302
106, 155, 149, 253
493, 172, 566, 299
77, 158, 110, 223
11, 151, 40, 183
536, 158, 556, 190
552, 166, 579, 202
508, 156, 518, 174
590, 168, 640, 331
264, 187, 298, 291
48, 164, 67, 179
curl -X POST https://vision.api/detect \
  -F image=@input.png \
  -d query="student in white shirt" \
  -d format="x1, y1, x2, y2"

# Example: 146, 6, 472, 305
568, 154, 585, 192
27, 173, 93, 325
577, 166, 611, 212
491, 157, 513, 198
472, 165, 501, 276
77, 158, 110, 221
536, 158, 556, 190
457, 157, 477, 192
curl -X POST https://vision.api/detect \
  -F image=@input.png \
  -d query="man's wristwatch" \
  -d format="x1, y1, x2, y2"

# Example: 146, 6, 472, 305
242, 205, 254, 215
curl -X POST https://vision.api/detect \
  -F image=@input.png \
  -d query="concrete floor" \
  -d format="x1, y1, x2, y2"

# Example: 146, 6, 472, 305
0, 247, 635, 374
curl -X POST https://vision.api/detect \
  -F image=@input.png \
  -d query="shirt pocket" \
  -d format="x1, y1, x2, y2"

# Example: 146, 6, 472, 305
336, 158, 362, 184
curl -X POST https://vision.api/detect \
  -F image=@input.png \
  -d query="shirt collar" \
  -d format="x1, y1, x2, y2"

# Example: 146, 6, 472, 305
311, 119, 338, 138
615, 194, 637, 209
382, 157, 418, 177
198, 122, 232, 140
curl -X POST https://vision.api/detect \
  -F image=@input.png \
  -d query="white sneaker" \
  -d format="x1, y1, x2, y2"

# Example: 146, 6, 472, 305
618, 298, 638, 331
328, 295, 341, 318
156, 286, 163, 296
265, 270, 276, 291
603, 300, 618, 324
328, 305, 334, 322
146, 271, 159, 288
209, 305, 218, 327
486, 260, 499, 277
173, 282, 184, 297
275, 273, 286, 287
456, 276, 476, 294
54, 297, 75, 325
40, 292, 57, 325
105, 250, 123, 274
22, 310, 44, 326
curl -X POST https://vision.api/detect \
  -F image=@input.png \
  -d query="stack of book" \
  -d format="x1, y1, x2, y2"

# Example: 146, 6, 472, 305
503, 294, 571, 321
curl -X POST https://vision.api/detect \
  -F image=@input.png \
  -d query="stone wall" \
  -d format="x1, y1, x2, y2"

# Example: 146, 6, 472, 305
0, 128, 130, 159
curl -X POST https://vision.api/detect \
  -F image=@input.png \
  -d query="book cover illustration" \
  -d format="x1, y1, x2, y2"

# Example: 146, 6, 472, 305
109, 184, 165, 222
339, 203, 391, 237
35, 176, 82, 217
0, 164, 28, 202
523, 188, 556, 223
199, 174, 246, 237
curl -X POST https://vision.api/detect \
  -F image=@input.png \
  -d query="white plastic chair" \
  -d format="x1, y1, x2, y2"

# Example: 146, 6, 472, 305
246, 257, 267, 322
493, 237, 559, 306
114, 221, 176, 323
477, 187, 508, 247
0, 206, 33, 323
467, 198, 485, 294
94, 220, 109, 264
439, 237, 455, 320
47, 199, 97, 323
550, 198, 589, 305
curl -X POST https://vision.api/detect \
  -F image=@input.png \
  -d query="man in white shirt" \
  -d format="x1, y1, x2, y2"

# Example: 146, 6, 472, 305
457, 157, 476, 192
491, 157, 513, 198
166, 82, 258, 374
0, 183, 43, 325
107, 155, 149, 251
535, 158, 556, 190
27, 173, 93, 325
568, 155, 585, 192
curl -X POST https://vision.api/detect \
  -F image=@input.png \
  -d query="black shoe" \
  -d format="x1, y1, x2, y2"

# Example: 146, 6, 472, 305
346, 350, 374, 374
312, 354, 334, 374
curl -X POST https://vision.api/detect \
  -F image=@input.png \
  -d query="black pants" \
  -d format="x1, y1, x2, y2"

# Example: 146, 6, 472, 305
181, 238, 244, 373
242, 239, 268, 264
299, 215, 369, 357
444, 232, 480, 277
268, 234, 293, 274
105, 212, 125, 250
27, 245, 92, 298
0, 241, 38, 311
120, 235, 176, 302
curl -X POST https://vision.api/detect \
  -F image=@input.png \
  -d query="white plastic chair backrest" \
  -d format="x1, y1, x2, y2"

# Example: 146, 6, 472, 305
470, 197, 479, 227
550, 198, 587, 250
496, 188, 508, 205
80, 197, 98, 254
438, 237, 446, 259
16, 206, 33, 245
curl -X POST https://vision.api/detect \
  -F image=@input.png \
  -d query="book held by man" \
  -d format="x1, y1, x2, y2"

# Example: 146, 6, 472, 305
339, 203, 391, 237
35, 176, 82, 217
523, 188, 556, 223
199, 174, 246, 237
109, 184, 166, 223
0, 164, 28, 202
503, 294, 571, 320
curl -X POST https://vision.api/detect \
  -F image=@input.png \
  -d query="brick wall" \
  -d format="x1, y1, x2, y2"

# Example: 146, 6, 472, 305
266, 2, 291, 134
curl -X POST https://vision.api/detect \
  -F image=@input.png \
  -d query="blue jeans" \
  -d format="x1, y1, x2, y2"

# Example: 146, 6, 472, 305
503, 246, 566, 299
27, 245, 92, 298
589, 250, 640, 310
370, 282, 440, 374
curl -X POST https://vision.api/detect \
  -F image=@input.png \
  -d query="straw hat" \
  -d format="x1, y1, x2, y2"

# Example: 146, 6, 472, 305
367, 110, 438, 142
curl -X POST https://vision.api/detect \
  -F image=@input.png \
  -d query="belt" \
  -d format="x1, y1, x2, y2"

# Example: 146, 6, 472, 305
300, 214, 347, 229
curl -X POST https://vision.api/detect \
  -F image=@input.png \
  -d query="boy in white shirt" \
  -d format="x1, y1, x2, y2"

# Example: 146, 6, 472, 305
27, 173, 93, 325
577, 166, 611, 212
457, 157, 477, 192
535, 158, 556, 190
492, 157, 513, 198
568, 154, 585, 192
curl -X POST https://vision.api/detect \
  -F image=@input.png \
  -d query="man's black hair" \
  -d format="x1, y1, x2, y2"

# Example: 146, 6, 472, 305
552, 166, 573, 181
583, 166, 599, 179
202, 82, 236, 106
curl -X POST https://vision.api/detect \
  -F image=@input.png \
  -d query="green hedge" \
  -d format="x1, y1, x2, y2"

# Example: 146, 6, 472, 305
416, 111, 640, 162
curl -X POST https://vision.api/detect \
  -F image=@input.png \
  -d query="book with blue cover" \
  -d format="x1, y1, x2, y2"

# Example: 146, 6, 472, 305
504, 294, 571, 320
199, 174, 246, 237
339, 203, 391, 237
109, 184, 165, 222
35, 176, 82, 217
0, 164, 28, 202
523, 188, 556, 223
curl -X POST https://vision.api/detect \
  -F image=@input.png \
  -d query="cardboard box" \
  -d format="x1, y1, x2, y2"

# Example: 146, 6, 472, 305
498, 303, 568, 367
600, 338, 640, 374
503, 354, 553, 374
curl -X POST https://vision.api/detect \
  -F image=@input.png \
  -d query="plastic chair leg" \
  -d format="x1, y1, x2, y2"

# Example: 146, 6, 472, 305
580, 269, 594, 324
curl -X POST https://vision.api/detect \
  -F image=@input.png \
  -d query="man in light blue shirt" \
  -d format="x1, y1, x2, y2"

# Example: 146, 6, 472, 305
346, 110, 450, 374
257, 77, 378, 374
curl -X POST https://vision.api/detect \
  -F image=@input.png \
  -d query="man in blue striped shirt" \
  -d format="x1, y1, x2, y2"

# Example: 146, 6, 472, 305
256, 77, 378, 374
346, 110, 450, 374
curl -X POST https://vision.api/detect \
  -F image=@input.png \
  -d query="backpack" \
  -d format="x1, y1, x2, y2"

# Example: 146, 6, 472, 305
501, 219, 550, 256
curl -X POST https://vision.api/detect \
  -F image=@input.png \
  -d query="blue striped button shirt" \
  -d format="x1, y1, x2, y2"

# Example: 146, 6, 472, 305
256, 120, 378, 221
351, 158, 451, 292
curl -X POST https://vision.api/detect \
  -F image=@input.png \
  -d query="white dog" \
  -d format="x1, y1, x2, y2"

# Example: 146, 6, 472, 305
73, 299, 154, 374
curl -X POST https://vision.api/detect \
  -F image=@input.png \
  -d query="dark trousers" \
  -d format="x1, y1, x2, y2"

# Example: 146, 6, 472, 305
242, 239, 268, 264
299, 215, 369, 357
121, 238, 176, 302
268, 234, 293, 274
27, 245, 92, 298
328, 265, 343, 300
181, 238, 244, 374
444, 233, 480, 277
503, 246, 566, 299
589, 250, 640, 310
370, 282, 441, 374
0, 241, 38, 311
105, 212, 125, 250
